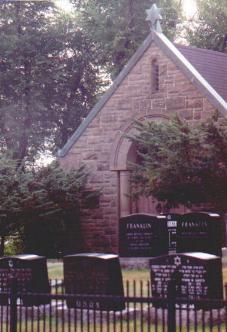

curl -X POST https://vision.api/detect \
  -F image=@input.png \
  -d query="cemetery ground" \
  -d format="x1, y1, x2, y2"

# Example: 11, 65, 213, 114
0, 258, 226, 332
46, 257, 227, 330
47, 258, 227, 280
3, 320, 226, 332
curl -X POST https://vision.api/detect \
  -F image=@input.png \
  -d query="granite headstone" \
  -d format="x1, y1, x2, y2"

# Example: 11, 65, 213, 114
150, 252, 223, 309
64, 253, 125, 311
0, 254, 50, 306
119, 214, 168, 257
177, 212, 224, 256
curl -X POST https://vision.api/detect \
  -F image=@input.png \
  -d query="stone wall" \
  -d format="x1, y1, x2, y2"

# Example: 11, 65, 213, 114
59, 42, 217, 253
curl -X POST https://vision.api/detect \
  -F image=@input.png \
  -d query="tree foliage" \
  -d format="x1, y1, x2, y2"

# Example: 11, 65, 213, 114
0, 0, 225, 169
185, 0, 227, 52
1, 0, 181, 166
129, 115, 227, 212
74, 0, 182, 77
0, 1, 102, 166
0, 154, 94, 256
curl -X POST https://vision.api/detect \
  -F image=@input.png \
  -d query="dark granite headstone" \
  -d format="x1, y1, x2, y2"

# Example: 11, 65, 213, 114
63, 253, 125, 311
150, 253, 223, 308
177, 212, 224, 256
119, 214, 168, 257
0, 254, 50, 306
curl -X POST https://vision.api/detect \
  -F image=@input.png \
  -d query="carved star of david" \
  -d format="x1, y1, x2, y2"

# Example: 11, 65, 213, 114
174, 256, 181, 267
146, 4, 162, 33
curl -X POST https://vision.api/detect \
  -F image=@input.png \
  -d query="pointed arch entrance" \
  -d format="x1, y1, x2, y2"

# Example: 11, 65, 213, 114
110, 114, 169, 219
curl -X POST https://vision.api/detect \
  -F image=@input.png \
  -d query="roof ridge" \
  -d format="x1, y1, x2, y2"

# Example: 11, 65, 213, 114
176, 44, 227, 58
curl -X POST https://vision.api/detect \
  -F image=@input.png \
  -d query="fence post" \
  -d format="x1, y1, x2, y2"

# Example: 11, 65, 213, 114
10, 277, 17, 332
167, 280, 176, 332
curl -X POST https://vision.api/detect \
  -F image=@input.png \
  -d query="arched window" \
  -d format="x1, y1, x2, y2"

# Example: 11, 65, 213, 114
151, 59, 159, 93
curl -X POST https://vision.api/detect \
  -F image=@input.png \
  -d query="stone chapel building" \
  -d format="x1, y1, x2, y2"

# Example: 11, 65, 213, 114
58, 12, 227, 253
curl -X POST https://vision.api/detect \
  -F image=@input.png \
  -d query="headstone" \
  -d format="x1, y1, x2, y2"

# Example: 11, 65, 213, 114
119, 214, 168, 257
150, 253, 223, 309
177, 212, 224, 256
0, 255, 50, 306
63, 253, 125, 311
165, 214, 181, 254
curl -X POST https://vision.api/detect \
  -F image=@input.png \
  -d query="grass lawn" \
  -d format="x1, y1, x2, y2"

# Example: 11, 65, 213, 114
48, 260, 63, 279
48, 261, 150, 281
10, 320, 226, 332
48, 261, 150, 280
5, 320, 225, 332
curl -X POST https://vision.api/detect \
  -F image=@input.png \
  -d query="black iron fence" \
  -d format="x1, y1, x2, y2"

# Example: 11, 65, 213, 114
0, 279, 226, 332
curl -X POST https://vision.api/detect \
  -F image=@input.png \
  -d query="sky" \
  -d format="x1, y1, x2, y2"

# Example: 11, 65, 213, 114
182, 0, 197, 18
54, 0, 74, 13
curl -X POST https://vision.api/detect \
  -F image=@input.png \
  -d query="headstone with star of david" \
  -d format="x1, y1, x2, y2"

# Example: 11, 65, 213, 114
146, 3, 162, 32
150, 252, 223, 309
0, 254, 50, 306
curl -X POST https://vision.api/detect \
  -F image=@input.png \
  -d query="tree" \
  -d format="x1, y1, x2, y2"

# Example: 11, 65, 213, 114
22, 161, 99, 257
185, 0, 227, 52
0, 1, 102, 166
0, 153, 95, 256
129, 115, 227, 212
0, 154, 31, 255
74, 0, 182, 77
0, 0, 185, 166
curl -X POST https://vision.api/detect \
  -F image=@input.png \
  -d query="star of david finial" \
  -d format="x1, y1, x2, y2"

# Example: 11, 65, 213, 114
146, 4, 162, 33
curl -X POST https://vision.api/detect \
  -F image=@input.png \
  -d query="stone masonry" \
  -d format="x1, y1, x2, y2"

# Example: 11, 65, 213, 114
59, 42, 218, 254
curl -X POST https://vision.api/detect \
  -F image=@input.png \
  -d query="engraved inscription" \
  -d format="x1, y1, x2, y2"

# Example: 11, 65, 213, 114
150, 253, 223, 305
120, 214, 168, 257
0, 268, 32, 291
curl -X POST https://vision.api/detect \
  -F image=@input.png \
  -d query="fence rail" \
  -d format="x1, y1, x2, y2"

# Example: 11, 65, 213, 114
0, 279, 226, 332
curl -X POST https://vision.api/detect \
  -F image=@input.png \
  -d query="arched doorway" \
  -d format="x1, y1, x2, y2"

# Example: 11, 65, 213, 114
109, 114, 169, 218
123, 142, 159, 215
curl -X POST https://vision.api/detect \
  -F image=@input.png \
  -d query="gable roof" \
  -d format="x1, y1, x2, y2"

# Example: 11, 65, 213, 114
58, 31, 227, 158
177, 45, 227, 102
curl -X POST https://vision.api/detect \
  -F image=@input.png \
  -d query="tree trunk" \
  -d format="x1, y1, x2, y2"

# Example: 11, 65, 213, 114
128, 0, 135, 30
0, 236, 5, 256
